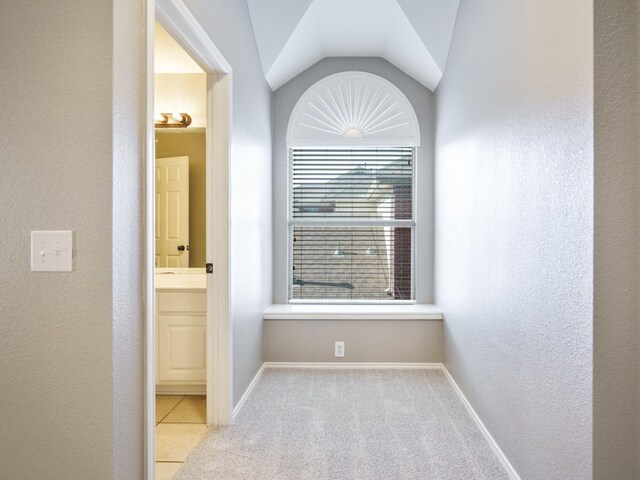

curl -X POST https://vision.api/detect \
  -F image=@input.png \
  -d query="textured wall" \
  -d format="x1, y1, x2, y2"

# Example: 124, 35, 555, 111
593, 1, 640, 478
184, 0, 273, 406
155, 131, 207, 267
0, 1, 115, 478
272, 57, 435, 304
435, 1, 593, 479
112, 0, 146, 477
264, 320, 442, 363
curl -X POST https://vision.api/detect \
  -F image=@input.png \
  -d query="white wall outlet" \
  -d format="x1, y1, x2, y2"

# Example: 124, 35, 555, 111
31, 231, 73, 272
335, 341, 345, 358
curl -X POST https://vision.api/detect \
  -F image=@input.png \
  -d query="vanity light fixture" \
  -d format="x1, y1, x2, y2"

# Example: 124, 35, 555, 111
154, 112, 192, 128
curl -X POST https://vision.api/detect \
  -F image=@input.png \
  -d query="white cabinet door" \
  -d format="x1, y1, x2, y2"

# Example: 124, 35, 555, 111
157, 315, 206, 382
156, 291, 206, 385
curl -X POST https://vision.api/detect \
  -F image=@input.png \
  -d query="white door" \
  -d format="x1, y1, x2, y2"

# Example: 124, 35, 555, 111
156, 156, 190, 267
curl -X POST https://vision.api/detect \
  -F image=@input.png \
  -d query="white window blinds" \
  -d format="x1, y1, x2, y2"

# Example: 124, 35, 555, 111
289, 147, 414, 302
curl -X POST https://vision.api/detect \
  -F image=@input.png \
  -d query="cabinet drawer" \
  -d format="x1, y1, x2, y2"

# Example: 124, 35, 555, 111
157, 291, 206, 314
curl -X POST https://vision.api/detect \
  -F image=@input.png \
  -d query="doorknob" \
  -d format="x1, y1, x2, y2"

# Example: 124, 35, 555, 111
177, 245, 185, 252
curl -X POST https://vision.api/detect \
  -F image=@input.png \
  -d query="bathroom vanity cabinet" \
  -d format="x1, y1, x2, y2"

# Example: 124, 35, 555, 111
155, 270, 207, 393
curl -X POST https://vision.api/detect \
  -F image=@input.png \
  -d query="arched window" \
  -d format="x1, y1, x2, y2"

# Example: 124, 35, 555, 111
287, 72, 420, 302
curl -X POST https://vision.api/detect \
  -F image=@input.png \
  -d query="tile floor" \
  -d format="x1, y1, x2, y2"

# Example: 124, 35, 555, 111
155, 395, 207, 480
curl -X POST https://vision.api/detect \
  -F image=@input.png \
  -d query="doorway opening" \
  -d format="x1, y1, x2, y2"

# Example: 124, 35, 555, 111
153, 20, 207, 478
146, 1, 233, 479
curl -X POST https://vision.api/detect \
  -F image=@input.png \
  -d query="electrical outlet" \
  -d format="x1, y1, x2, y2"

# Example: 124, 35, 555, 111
335, 341, 345, 358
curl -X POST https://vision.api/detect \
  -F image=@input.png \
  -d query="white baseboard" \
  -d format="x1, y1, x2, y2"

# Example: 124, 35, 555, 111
441, 366, 522, 480
232, 363, 266, 420
156, 385, 206, 395
263, 362, 443, 369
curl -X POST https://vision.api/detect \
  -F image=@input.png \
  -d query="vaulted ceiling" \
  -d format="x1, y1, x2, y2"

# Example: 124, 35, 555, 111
246, 0, 460, 91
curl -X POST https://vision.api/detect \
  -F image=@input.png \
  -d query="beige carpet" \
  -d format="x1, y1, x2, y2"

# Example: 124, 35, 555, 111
175, 368, 509, 479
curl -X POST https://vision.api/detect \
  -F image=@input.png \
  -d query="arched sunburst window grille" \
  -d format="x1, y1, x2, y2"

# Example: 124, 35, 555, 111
287, 72, 419, 303
287, 72, 420, 147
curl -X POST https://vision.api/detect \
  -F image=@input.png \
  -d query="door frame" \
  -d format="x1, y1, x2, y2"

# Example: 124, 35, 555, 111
146, 0, 233, 478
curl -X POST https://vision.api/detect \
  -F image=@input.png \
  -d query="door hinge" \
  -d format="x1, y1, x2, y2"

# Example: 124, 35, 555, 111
206, 263, 213, 274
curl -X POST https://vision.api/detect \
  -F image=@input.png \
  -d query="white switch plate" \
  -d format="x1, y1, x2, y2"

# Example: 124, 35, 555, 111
335, 341, 345, 358
31, 231, 73, 272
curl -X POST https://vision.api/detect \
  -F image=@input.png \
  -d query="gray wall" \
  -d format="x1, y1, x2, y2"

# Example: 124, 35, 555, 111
184, 0, 273, 406
0, 1, 137, 478
265, 320, 442, 363
593, 1, 640, 478
113, 0, 146, 477
272, 57, 435, 304
435, 1, 593, 479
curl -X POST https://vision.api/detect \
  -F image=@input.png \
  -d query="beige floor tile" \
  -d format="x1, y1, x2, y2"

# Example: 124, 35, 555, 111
156, 396, 183, 424
162, 395, 206, 424
155, 423, 208, 462
155, 462, 182, 480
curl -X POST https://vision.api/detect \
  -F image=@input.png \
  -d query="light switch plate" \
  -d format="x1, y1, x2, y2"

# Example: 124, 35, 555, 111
31, 231, 73, 272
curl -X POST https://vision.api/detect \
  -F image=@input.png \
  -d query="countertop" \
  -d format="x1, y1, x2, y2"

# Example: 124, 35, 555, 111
155, 268, 206, 290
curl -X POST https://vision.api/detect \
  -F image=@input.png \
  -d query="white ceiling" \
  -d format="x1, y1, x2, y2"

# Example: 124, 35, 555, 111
154, 22, 204, 74
246, 0, 460, 91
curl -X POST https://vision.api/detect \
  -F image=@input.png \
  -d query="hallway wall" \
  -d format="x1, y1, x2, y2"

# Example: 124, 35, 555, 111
183, 0, 273, 407
593, 1, 640, 478
434, 1, 593, 479
0, 1, 119, 478
112, 0, 146, 477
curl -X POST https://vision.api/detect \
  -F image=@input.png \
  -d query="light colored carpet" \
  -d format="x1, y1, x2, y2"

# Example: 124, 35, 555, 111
175, 368, 509, 480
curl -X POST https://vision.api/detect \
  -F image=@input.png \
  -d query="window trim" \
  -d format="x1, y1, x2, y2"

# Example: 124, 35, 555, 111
286, 146, 417, 304
286, 71, 421, 147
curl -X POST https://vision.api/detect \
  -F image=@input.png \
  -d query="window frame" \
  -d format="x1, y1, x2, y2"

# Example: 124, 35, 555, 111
287, 146, 417, 305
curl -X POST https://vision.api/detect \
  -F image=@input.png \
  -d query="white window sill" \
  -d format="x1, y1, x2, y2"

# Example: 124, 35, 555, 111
263, 304, 443, 321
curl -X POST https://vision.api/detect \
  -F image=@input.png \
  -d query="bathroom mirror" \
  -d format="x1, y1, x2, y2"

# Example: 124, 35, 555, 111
155, 129, 206, 268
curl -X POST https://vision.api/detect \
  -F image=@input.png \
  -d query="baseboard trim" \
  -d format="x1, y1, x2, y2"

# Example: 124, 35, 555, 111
232, 363, 266, 420
155, 385, 206, 395
441, 366, 522, 480
264, 362, 443, 369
